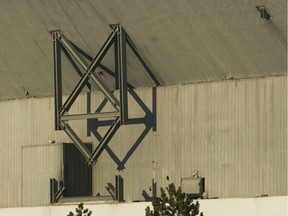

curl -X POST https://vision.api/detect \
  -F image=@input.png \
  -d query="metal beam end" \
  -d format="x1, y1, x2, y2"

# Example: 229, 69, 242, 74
87, 158, 97, 166
50, 30, 61, 36
109, 24, 121, 30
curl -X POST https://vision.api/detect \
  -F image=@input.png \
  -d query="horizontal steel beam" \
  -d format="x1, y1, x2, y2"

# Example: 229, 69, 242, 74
60, 112, 120, 121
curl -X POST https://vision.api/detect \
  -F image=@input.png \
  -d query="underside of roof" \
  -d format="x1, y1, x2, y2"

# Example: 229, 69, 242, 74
0, 0, 286, 100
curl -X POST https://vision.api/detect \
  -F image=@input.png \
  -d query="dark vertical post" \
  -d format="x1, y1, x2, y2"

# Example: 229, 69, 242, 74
116, 175, 124, 202
50, 178, 58, 203
116, 25, 128, 125
52, 31, 62, 130
50, 178, 54, 203
152, 87, 157, 131
152, 179, 157, 197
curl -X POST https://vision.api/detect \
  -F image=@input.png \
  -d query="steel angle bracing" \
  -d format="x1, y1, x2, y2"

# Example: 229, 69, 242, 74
52, 24, 159, 166
52, 31, 62, 131
54, 30, 120, 114
60, 121, 92, 163
116, 25, 128, 125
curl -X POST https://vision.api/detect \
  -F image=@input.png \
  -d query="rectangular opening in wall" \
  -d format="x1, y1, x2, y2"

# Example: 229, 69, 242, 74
63, 143, 92, 197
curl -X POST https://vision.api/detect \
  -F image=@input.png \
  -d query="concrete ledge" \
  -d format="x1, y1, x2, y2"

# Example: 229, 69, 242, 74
0, 196, 286, 216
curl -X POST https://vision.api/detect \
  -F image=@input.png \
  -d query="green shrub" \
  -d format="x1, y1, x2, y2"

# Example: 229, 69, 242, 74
145, 183, 203, 216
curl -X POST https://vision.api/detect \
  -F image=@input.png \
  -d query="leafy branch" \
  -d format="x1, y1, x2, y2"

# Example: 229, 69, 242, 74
67, 202, 92, 216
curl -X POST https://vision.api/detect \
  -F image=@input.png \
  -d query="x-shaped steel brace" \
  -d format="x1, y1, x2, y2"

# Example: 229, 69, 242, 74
55, 26, 120, 114
52, 25, 128, 165
52, 25, 159, 166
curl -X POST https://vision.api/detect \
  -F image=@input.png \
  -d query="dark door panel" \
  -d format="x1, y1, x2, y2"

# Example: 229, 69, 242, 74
63, 143, 92, 197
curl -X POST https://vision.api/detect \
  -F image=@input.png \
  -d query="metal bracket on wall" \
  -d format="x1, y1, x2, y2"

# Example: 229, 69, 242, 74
50, 178, 65, 203
105, 175, 124, 202
52, 25, 159, 166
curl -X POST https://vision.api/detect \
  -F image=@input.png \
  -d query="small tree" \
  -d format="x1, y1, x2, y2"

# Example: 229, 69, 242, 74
67, 202, 92, 216
145, 183, 203, 216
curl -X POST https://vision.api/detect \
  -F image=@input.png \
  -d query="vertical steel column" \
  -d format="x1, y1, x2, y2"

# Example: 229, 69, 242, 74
52, 31, 62, 130
114, 37, 119, 89
116, 25, 128, 125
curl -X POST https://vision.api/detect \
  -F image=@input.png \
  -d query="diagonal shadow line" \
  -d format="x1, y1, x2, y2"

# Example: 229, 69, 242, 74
126, 35, 160, 86
61, 43, 91, 90
104, 123, 152, 171
70, 41, 93, 61
105, 145, 123, 169
90, 125, 103, 142
119, 125, 151, 170
90, 126, 123, 168
86, 88, 156, 169
88, 114, 152, 170
128, 89, 152, 115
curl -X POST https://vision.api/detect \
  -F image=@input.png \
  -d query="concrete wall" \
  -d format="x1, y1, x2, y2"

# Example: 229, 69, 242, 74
0, 76, 286, 207
0, 197, 286, 216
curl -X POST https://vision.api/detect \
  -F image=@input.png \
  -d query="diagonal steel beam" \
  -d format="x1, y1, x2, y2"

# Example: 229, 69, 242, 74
89, 117, 121, 165
53, 25, 158, 167
60, 43, 91, 90
54, 32, 90, 70
70, 41, 135, 89
88, 70, 119, 109
89, 29, 117, 72
60, 73, 90, 115
55, 30, 120, 114
59, 121, 94, 163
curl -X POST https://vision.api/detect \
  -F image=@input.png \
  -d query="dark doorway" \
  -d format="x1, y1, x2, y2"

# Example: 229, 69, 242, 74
63, 143, 92, 197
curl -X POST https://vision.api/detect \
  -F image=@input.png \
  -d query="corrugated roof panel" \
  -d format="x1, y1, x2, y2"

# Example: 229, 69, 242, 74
0, 0, 286, 100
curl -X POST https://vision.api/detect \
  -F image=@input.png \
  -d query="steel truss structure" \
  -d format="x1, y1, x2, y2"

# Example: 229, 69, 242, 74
52, 25, 159, 166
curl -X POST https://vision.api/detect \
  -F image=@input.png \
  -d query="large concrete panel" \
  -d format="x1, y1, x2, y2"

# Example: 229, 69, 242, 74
0, 76, 286, 207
